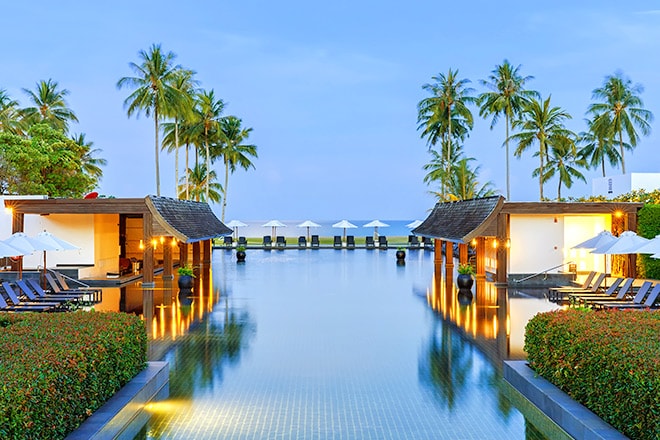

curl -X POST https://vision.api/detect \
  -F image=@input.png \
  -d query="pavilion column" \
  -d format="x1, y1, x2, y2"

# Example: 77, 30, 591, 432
496, 213, 509, 285
142, 213, 155, 287
475, 237, 486, 279
179, 242, 189, 267
162, 238, 173, 280
626, 212, 638, 278
445, 241, 454, 275
434, 239, 443, 265
202, 239, 211, 267
458, 243, 468, 265
192, 241, 201, 273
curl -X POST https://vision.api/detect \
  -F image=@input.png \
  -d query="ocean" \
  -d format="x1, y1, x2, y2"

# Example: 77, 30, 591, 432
228, 219, 420, 238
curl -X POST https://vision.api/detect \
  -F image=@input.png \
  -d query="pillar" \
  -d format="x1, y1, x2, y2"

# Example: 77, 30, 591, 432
142, 213, 154, 287
162, 238, 173, 280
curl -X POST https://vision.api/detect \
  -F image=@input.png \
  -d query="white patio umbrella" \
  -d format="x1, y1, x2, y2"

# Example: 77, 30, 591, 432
406, 219, 423, 230
262, 220, 287, 240
297, 220, 321, 242
591, 231, 649, 255
3, 232, 40, 279
629, 234, 660, 255
226, 220, 248, 240
332, 220, 357, 241
363, 220, 389, 240
571, 230, 617, 249
32, 231, 79, 285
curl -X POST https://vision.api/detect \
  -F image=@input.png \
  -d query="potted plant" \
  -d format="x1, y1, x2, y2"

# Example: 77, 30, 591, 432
177, 265, 195, 289
396, 246, 406, 260
456, 263, 475, 289
236, 245, 247, 262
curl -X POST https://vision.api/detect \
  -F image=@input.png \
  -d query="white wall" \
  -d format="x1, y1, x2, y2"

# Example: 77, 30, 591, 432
592, 173, 660, 197
510, 216, 564, 274
22, 214, 94, 269
563, 215, 611, 273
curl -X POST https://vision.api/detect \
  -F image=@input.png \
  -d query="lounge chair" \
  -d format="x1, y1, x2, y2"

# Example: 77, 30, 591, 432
346, 235, 356, 249
1, 282, 62, 310
276, 236, 286, 249
43, 273, 100, 303
365, 236, 375, 249
0, 291, 54, 312
591, 281, 655, 309
263, 236, 273, 249
596, 283, 660, 310
423, 237, 434, 250
311, 235, 320, 248
569, 277, 633, 305
238, 236, 247, 247
298, 236, 307, 248
333, 236, 342, 249
551, 273, 607, 301
408, 235, 420, 249
223, 236, 233, 248
16, 279, 83, 302
378, 236, 388, 249
548, 271, 598, 301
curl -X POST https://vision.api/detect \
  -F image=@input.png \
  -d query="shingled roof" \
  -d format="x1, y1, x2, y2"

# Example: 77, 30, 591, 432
413, 196, 504, 243
146, 196, 231, 243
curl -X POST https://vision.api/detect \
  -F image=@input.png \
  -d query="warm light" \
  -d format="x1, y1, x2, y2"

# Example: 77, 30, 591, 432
505, 238, 511, 249
139, 240, 144, 250
492, 239, 498, 249
152, 238, 158, 250
4, 207, 12, 215
160, 236, 165, 244
614, 210, 623, 218
171, 238, 177, 246
471, 238, 477, 247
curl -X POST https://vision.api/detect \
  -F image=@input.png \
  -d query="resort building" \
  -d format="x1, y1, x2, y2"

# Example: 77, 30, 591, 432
413, 196, 644, 284
2, 195, 231, 286
592, 172, 660, 198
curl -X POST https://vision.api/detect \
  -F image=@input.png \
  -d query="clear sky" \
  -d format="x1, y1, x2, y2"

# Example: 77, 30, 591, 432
3, 1, 660, 220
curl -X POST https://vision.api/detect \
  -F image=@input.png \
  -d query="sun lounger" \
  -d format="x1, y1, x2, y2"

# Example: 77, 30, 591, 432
238, 236, 247, 247
311, 235, 320, 248
223, 236, 233, 248
591, 281, 654, 309
365, 236, 375, 249
298, 236, 307, 248
333, 236, 342, 249
16, 279, 83, 302
346, 235, 356, 249
43, 273, 100, 302
408, 235, 420, 249
0, 292, 54, 312
53, 271, 101, 295
596, 283, 660, 310
569, 277, 632, 305
378, 236, 388, 249
263, 236, 272, 249
1, 282, 62, 310
423, 237, 434, 250
548, 271, 596, 299
550, 273, 607, 301
276, 236, 286, 249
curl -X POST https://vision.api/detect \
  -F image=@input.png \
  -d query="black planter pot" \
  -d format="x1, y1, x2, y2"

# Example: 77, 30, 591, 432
396, 250, 406, 260
456, 274, 474, 290
236, 250, 246, 262
178, 274, 194, 290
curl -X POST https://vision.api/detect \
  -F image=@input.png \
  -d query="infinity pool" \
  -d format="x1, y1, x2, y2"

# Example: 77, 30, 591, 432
119, 248, 565, 439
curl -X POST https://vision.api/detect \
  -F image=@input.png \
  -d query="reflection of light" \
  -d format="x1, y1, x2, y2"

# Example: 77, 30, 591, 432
492, 239, 498, 249
139, 240, 144, 250
145, 400, 192, 414
493, 315, 498, 337
151, 316, 157, 337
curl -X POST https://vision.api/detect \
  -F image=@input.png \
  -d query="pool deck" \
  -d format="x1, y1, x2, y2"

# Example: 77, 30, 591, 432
504, 361, 628, 440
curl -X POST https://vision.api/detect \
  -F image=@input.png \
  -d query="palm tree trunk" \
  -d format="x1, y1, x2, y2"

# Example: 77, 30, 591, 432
505, 112, 510, 200
205, 127, 210, 201
185, 143, 190, 200
539, 140, 545, 200
174, 118, 180, 198
446, 105, 452, 201
154, 108, 160, 197
557, 179, 562, 200
222, 158, 229, 222
619, 131, 626, 174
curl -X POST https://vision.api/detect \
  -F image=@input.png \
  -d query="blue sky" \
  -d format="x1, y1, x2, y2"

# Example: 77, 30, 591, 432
3, 1, 660, 220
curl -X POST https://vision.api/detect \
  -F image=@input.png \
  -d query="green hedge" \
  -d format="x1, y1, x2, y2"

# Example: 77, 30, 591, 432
637, 204, 660, 279
525, 309, 660, 440
0, 311, 147, 440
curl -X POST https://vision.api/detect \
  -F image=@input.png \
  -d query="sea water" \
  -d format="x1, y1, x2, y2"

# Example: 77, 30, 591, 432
228, 220, 419, 238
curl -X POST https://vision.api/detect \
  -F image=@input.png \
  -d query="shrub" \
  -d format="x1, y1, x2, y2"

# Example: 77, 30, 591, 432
525, 309, 660, 440
0, 311, 147, 439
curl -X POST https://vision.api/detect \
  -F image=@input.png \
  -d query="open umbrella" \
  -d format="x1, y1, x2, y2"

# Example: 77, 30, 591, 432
571, 230, 617, 249
297, 220, 321, 242
629, 234, 660, 255
363, 220, 389, 240
32, 231, 79, 286
332, 220, 357, 241
406, 219, 423, 230
0, 241, 25, 258
3, 232, 41, 279
262, 220, 287, 240
226, 220, 248, 240
591, 231, 649, 255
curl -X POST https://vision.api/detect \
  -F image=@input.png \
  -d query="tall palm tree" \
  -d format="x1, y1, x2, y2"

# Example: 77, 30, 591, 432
535, 135, 586, 200
117, 44, 182, 196
444, 157, 498, 201
417, 69, 475, 196
0, 89, 24, 135
213, 116, 257, 222
478, 60, 538, 200
511, 96, 573, 200
587, 71, 653, 174
179, 163, 222, 203
422, 142, 465, 200
21, 79, 78, 133
70, 133, 107, 181
578, 117, 621, 177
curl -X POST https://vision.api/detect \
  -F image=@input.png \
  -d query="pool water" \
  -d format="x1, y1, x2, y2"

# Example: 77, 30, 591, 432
125, 249, 564, 439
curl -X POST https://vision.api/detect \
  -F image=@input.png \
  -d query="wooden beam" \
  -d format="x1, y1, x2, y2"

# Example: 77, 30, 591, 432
496, 213, 508, 284
163, 239, 173, 279
142, 213, 154, 287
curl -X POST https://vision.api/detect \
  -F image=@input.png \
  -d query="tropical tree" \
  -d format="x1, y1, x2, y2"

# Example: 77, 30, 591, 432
179, 163, 222, 203
213, 116, 257, 222
21, 79, 78, 133
117, 44, 183, 196
587, 71, 653, 174
417, 69, 475, 195
0, 89, 24, 135
478, 60, 538, 200
422, 142, 464, 199
578, 117, 621, 177
535, 135, 586, 200
511, 96, 574, 200
444, 157, 498, 201
71, 133, 107, 180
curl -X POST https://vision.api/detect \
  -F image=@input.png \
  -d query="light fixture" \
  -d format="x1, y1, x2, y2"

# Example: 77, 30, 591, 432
492, 239, 498, 249
139, 240, 144, 250
171, 238, 177, 246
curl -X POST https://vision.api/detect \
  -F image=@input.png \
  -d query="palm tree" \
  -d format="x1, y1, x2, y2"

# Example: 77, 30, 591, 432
511, 96, 573, 200
179, 163, 222, 203
417, 69, 475, 196
213, 116, 257, 222
478, 60, 538, 200
71, 133, 107, 180
422, 143, 465, 200
578, 117, 621, 177
444, 157, 498, 201
21, 79, 78, 132
117, 44, 182, 196
587, 71, 653, 174
536, 135, 586, 200
0, 89, 24, 135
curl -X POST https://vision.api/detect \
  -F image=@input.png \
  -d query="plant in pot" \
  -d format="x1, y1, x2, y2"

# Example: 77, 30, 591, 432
236, 245, 247, 262
177, 265, 195, 289
456, 263, 475, 289
396, 246, 406, 260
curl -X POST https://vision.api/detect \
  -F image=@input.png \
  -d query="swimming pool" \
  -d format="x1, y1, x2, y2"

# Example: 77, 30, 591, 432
126, 248, 565, 439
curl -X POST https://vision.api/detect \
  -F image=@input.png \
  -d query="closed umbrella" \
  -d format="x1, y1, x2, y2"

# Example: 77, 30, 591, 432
332, 220, 357, 241
363, 220, 389, 240
226, 220, 248, 240
297, 220, 321, 242
262, 220, 287, 240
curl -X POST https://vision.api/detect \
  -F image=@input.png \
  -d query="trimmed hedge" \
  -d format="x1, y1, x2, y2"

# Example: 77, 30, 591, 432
0, 311, 147, 440
525, 309, 660, 440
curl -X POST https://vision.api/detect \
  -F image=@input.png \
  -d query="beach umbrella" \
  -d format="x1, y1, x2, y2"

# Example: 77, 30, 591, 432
571, 230, 617, 249
591, 231, 649, 255
363, 220, 389, 240
332, 220, 357, 241
406, 219, 423, 230
262, 220, 287, 240
629, 234, 660, 255
32, 231, 79, 286
297, 220, 321, 241
226, 220, 248, 240
3, 232, 41, 279
0, 241, 25, 258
